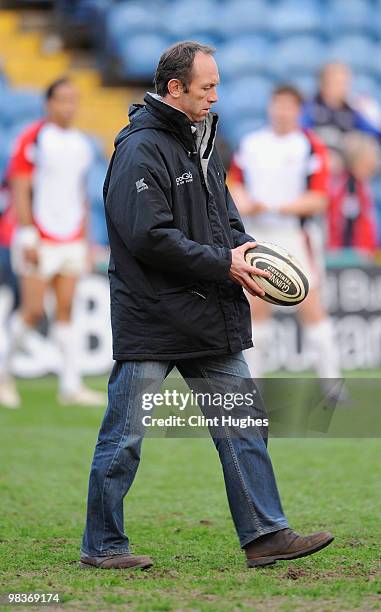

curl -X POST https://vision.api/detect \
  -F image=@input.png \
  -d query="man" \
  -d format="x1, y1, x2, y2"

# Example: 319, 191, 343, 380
229, 85, 341, 383
80, 43, 333, 570
0, 77, 107, 408
302, 62, 381, 158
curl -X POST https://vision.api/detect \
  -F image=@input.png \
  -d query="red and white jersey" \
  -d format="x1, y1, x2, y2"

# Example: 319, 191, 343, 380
7, 120, 93, 242
230, 127, 329, 229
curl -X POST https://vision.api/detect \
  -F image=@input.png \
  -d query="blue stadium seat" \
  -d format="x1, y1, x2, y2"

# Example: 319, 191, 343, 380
0, 130, 11, 181
56, 0, 109, 26
5, 121, 36, 147
325, 0, 374, 37
117, 33, 170, 80
374, 1, 381, 39
221, 115, 266, 149
217, 0, 269, 38
0, 90, 44, 129
270, 36, 327, 77
86, 156, 107, 199
90, 206, 109, 246
270, 0, 322, 38
0, 72, 8, 89
170, 32, 221, 50
87, 159, 109, 245
218, 76, 272, 122
289, 73, 317, 98
353, 74, 381, 103
0, 122, 32, 180
327, 36, 378, 75
105, 3, 163, 55
87, 134, 108, 163
216, 36, 271, 80
163, 0, 221, 40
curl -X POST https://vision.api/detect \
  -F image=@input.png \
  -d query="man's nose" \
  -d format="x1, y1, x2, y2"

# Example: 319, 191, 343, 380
209, 88, 218, 103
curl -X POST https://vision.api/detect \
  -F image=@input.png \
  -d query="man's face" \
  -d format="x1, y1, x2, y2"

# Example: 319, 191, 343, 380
320, 64, 351, 105
46, 82, 79, 127
175, 52, 219, 122
268, 93, 301, 134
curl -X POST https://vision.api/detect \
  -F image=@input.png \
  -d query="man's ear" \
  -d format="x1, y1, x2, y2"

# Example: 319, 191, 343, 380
167, 78, 183, 99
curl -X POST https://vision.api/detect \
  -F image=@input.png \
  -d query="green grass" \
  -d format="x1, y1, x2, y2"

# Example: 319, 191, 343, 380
0, 376, 381, 611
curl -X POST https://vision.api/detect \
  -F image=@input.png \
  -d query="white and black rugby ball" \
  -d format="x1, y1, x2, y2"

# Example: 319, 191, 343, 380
245, 242, 309, 306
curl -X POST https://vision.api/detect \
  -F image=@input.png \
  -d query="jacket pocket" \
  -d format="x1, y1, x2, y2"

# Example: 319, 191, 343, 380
149, 286, 227, 352
156, 284, 197, 296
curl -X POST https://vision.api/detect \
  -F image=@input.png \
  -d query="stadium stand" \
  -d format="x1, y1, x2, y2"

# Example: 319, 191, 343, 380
52, 1, 381, 145
328, 35, 378, 74
325, 0, 375, 37
270, 36, 328, 79
270, 0, 322, 37
217, 0, 269, 37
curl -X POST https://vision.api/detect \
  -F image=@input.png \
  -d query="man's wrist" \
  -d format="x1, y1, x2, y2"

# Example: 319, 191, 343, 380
18, 225, 39, 248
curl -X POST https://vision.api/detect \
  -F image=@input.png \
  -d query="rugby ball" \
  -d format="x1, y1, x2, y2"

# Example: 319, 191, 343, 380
245, 242, 309, 306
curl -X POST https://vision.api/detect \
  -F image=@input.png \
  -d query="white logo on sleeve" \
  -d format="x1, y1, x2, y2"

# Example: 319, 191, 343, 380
136, 178, 148, 192
176, 171, 193, 186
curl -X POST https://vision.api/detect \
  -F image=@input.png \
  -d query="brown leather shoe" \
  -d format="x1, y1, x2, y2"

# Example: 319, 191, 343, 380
245, 528, 334, 568
79, 553, 153, 570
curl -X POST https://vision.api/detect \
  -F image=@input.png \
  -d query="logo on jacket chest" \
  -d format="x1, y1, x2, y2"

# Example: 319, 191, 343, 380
176, 171, 193, 186
136, 178, 148, 192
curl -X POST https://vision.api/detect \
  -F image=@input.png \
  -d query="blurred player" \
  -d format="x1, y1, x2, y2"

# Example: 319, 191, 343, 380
0, 77, 107, 408
229, 85, 342, 384
328, 132, 379, 254
302, 62, 381, 169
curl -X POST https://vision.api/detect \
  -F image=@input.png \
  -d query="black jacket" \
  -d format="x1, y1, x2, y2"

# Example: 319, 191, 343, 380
103, 93, 254, 360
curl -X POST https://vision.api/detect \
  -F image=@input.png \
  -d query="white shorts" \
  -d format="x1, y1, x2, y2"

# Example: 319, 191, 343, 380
11, 236, 88, 280
244, 219, 325, 288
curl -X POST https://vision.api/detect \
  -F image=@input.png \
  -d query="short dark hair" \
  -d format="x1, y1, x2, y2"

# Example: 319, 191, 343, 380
271, 84, 304, 106
45, 77, 72, 100
154, 41, 215, 97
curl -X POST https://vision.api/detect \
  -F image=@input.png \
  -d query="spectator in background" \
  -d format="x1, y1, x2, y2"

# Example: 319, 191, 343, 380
328, 132, 379, 254
229, 85, 343, 391
302, 62, 381, 168
0, 77, 107, 409
303, 62, 381, 251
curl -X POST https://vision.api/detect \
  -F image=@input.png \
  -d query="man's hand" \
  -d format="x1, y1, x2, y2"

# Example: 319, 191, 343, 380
229, 242, 271, 297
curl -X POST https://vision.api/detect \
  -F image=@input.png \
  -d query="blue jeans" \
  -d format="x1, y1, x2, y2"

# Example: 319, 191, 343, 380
81, 352, 288, 556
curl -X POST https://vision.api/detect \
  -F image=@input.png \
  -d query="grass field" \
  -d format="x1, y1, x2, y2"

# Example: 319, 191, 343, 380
0, 375, 381, 611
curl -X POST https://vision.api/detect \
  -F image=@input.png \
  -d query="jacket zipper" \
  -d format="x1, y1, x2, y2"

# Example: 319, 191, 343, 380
196, 155, 207, 188
188, 289, 207, 300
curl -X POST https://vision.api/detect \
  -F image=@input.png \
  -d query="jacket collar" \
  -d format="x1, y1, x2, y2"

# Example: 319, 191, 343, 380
144, 92, 217, 155
315, 92, 351, 113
